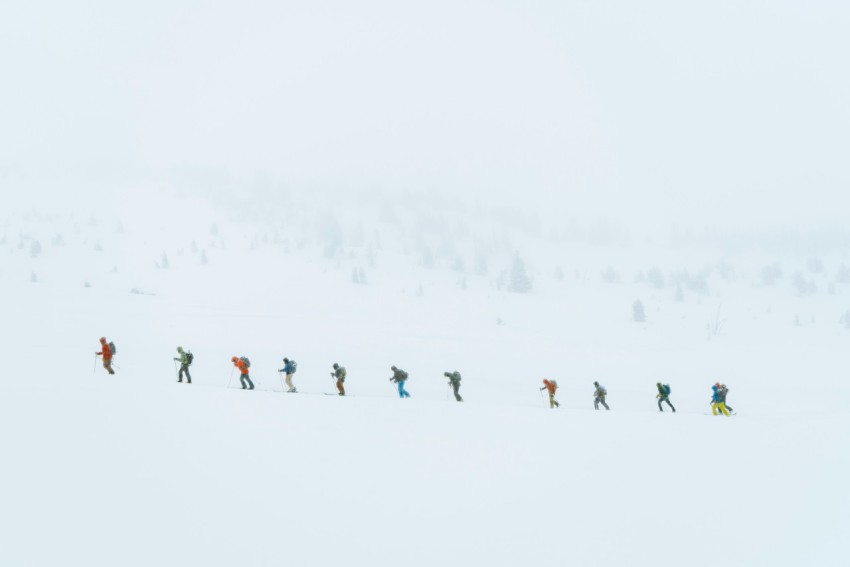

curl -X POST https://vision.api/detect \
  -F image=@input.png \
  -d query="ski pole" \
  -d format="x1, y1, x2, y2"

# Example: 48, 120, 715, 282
93, 355, 97, 373
228, 367, 234, 389
279, 370, 284, 392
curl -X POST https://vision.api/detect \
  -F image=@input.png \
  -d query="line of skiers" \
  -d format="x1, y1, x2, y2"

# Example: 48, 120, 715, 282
94, 338, 733, 413
539, 379, 733, 415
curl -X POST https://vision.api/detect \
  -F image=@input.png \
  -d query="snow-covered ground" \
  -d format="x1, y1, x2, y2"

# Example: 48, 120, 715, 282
1, 190, 848, 566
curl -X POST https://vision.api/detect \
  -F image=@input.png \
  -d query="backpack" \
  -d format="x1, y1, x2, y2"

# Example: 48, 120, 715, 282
185, 351, 194, 365
663, 384, 671, 396
108, 341, 116, 355
240, 356, 251, 369
290, 360, 297, 372
551, 380, 558, 388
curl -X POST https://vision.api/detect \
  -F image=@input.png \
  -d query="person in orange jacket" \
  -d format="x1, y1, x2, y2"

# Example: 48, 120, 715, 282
232, 356, 254, 390
95, 337, 115, 375
540, 379, 560, 408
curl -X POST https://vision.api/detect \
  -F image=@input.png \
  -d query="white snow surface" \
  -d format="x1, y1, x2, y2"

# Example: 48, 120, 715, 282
1, 193, 848, 566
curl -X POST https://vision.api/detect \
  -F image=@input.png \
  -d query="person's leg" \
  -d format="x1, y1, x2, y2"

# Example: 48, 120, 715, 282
286, 373, 294, 391
718, 402, 730, 416
601, 398, 609, 410
667, 399, 676, 412
185, 366, 191, 384
104, 359, 115, 375
240, 375, 247, 389
453, 383, 462, 402
594, 398, 599, 410
245, 375, 254, 390
725, 404, 734, 413
549, 393, 555, 408
337, 380, 345, 395
712, 403, 719, 416
658, 398, 664, 412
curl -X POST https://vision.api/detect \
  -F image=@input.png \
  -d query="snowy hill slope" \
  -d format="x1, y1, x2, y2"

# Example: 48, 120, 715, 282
1, 190, 849, 566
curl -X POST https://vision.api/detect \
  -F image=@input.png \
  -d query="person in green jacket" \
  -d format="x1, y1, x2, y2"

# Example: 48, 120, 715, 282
331, 363, 346, 396
656, 382, 675, 412
390, 366, 411, 398
174, 346, 192, 384
444, 371, 463, 402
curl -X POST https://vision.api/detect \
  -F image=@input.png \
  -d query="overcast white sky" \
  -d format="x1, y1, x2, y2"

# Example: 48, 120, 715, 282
1, 0, 848, 227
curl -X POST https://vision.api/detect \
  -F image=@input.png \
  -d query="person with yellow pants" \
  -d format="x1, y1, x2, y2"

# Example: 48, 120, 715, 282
711, 383, 730, 416
540, 379, 560, 408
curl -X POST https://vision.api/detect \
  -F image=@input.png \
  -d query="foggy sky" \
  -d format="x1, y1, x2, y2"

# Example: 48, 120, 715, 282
1, 0, 848, 227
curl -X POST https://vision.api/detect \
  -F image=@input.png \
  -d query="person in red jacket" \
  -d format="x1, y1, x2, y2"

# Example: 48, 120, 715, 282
540, 379, 559, 408
232, 356, 254, 390
95, 337, 115, 375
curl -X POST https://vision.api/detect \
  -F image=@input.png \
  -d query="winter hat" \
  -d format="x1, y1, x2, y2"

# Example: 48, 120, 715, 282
100, 337, 107, 343
333, 363, 339, 369
231, 356, 238, 363
593, 381, 599, 386
283, 358, 289, 363
177, 346, 184, 353
391, 365, 397, 371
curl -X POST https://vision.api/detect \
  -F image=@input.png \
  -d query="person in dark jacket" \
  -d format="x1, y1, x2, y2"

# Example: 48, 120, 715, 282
390, 366, 411, 398
656, 382, 675, 412
593, 381, 609, 410
331, 363, 346, 396
174, 346, 192, 383
719, 383, 734, 414
444, 371, 463, 402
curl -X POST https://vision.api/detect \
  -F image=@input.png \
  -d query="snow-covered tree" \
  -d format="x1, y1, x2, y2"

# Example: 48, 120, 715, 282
762, 263, 783, 286
647, 267, 665, 289
508, 253, 532, 293
601, 266, 620, 284
633, 300, 646, 323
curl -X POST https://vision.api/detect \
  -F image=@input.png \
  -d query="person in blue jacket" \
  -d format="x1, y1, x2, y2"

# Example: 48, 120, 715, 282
278, 357, 298, 392
711, 383, 730, 416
